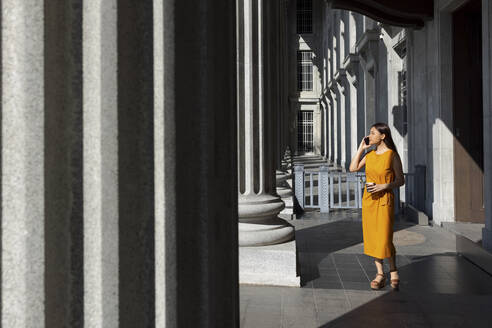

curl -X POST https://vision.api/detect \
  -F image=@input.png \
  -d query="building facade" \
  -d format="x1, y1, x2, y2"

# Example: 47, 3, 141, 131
289, 0, 491, 232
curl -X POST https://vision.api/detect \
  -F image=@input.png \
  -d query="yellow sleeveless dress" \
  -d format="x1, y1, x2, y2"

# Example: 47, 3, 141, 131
362, 149, 396, 259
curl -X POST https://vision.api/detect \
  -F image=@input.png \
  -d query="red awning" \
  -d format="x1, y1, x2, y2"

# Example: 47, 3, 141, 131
330, 0, 434, 28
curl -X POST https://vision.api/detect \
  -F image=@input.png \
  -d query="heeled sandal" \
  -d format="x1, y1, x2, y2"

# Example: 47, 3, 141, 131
370, 273, 386, 290
389, 269, 400, 291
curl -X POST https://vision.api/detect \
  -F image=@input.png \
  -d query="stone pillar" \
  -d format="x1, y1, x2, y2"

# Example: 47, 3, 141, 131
237, 0, 299, 286
327, 95, 334, 161
45, 0, 85, 326
349, 71, 359, 161
322, 100, 328, 159
282, 0, 291, 154
352, 14, 367, 143
344, 54, 361, 164
357, 66, 367, 142
277, 0, 294, 222
83, 1, 119, 326
1, 0, 239, 325
272, 0, 283, 169
336, 88, 343, 166
335, 69, 349, 170
116, 1, 157, 325
333, 15, 344, 167
346, 13, 359, 163
482, 0, 492, 252
238, 0, 293, 246
156, 0, 239, 325
357, 30, 380, 131
2, 1, 45, 325
326, 31, 334, 162
329, 81, 339, 164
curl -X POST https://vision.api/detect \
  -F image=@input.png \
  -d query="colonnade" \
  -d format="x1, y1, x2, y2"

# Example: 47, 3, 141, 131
1, 0, 240, 325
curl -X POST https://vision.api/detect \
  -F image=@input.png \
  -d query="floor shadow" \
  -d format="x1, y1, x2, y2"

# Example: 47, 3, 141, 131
317, 252, 492, 327
241, 216, 492, 327
295, 212, 417, 286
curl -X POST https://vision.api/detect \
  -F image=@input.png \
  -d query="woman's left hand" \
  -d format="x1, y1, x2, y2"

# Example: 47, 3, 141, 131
367, 183, 389, 193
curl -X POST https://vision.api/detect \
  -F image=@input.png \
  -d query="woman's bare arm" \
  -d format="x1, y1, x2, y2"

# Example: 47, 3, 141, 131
349, 137, 371, 172
349, 149, 367, 172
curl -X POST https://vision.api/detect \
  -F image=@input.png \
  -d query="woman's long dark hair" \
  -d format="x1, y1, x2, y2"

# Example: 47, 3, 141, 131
371, 122, 399, 156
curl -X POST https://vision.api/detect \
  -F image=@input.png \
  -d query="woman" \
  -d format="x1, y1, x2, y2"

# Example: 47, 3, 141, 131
349, 122, 404, 291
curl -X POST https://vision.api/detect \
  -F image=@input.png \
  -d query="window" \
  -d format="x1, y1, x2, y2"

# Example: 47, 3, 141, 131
297, 51, 313, 91
296, 0, 312, 34
297, 111, 314, 152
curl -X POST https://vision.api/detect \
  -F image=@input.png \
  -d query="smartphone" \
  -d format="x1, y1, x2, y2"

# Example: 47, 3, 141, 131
364, 137, 369, 145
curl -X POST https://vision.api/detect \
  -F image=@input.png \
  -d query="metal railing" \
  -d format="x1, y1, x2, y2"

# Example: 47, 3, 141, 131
294, 164, 402, 215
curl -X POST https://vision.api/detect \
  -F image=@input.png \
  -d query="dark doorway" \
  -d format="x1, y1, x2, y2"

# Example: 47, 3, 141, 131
452, 0, 484, 223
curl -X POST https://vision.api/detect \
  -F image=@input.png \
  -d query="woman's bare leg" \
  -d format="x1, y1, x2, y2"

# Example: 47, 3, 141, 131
373, 258, 384, 282
388, 255, 399, 280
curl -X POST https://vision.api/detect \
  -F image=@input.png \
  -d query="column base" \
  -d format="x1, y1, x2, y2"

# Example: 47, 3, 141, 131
239, 193, 293, 246
276, 170, 292, 183
239, 239, 300, 286
239, 218, 294, 246
277, 186, 294, 220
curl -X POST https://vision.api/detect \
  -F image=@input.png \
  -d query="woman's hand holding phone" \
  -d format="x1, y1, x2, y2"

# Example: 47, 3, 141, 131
359, 136, 371, 151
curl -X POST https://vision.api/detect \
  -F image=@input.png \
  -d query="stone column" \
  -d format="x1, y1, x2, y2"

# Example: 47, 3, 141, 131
332, 18, 342, 166
271, 0, 282, 169
155, 0, 240, 325
327, 33, 335, 162
283, 1, 290, 158
327, 95, 334, 161
238, 0, 293, 246
346, 13, 359, 163
356, 29, 380, 132
2, 1, 45, 325
322, 100, 328, 159
344, 53, 361, 164
348, 66, 359, 160
482, 0, 492, 252
237, 0, 299, 286
1, 0, 239, 325
335, 69, 348, 170
356, 66, 367, 142
329, 81, 339, 164
276, 0, 294, 220
83, 1, 119, 326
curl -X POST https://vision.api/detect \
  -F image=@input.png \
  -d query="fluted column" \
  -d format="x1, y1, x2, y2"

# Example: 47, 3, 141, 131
327, 95, 334, 161
83, 1, 119, 326
280, 0, 289, 156
272, 0, 282, 169
329, 81, 339, 165
156, 0, 241, 324
2, 1, 45, 325
335, 69, 348, 169
345, 55, 361, 159
237, 0, 294, 247
322, 101, 328, 159
1, 0, 239, 325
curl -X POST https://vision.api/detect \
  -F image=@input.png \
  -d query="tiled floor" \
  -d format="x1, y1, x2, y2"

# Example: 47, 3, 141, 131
240, 209, 492, 327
